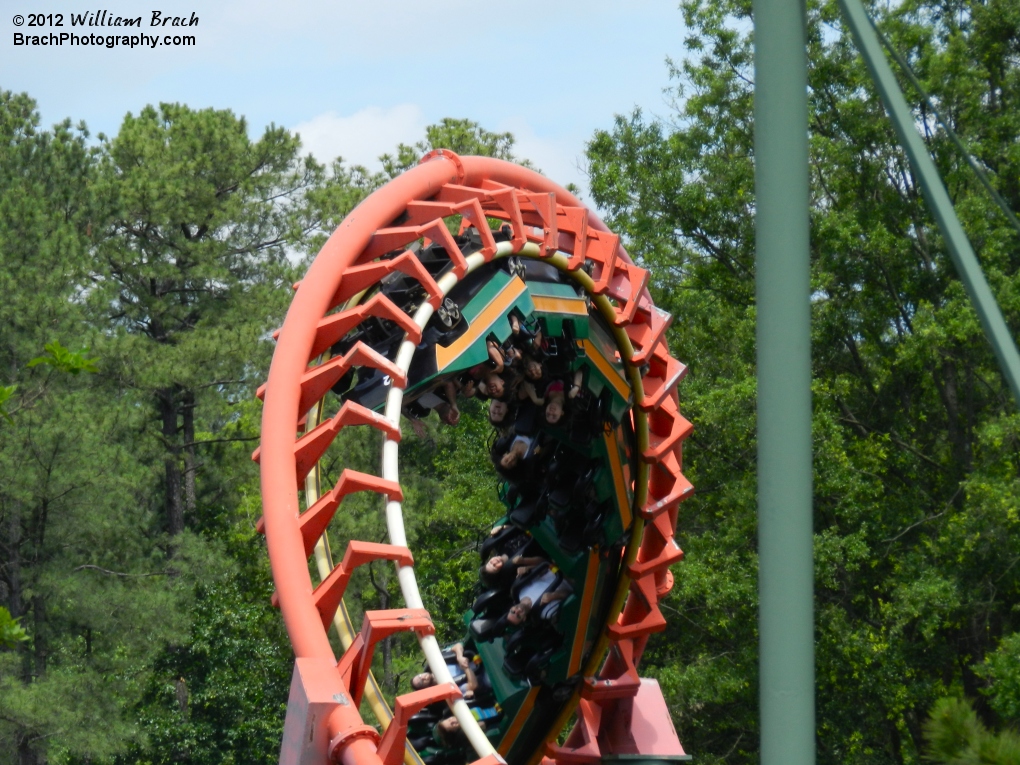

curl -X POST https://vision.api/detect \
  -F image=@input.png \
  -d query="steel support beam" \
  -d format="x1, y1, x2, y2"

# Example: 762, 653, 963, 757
753, 0, 816, 763
838, 0, 1020, 408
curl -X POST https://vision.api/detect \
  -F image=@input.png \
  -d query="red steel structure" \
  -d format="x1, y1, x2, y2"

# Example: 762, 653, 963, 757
256, 151, 693, 765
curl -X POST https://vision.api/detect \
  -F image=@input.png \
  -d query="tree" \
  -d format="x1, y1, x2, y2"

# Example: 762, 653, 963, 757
0, 92, 193, 765
586, 0, 1020, 761
125, 116, 534, 759
92, 103, 317, 538
924, 697, 1020, 765
379, 117, 526, 178
0, 102, 557, 763
0, 95, 329, 765
122, 503, 293, 765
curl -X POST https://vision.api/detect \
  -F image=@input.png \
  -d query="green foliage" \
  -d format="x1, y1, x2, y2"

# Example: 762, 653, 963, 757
924, 697, 1020, 765
0, 384, 205, 764
0, 607, 29, 648
0, 86, 534, 765
91, 102, 311, 538
0, 91, 172, 765
123, 568, 292, 765
26, 341, 99, 375
399, 398, 505, 639
301, 159, 384, 256
978, 633, 1020, 722
93, 101, 307, 375
2, 341, 98, 424
2, 21, 1017, 762
0, 386, 15, 424
380, 117, 528, 178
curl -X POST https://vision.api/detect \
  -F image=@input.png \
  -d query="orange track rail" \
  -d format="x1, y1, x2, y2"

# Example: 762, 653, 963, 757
257, 151, 693, 765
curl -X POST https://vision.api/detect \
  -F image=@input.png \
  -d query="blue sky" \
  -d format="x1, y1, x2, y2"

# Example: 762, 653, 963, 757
7, 0, 687, 197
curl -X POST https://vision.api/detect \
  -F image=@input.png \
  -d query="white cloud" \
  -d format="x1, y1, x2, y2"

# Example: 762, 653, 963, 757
291, 104, 427, 170
498, 119, 592, 202
291, 106, 595, 202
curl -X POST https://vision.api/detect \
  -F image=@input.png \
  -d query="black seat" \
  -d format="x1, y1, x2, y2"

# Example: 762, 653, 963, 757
502, 628, 529, 677
408, 707, 444, 732
512, 399, 542, 437
573, 464, 599, 498
470, 615, 507, 643
525, 645, 559, 685
479, 525, 529, 561
547, 486, 572, 511
542, 337, 576, 377
580, 501, 608, 549
503, 627, 561, 682
509, 500, 541, 529
472, 588, 511, 619
420, 750, 463, 765
557, 515, 585, 553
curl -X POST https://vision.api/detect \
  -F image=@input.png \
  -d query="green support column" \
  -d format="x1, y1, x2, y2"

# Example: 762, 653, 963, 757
753, 0, 816, 763
837, 0, 1020, 408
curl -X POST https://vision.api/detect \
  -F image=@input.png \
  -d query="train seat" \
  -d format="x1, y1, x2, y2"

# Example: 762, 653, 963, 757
472, 588, 511, 619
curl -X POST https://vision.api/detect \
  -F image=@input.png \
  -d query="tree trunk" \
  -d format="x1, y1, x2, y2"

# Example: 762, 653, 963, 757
382, 627, 393, 694
935, 358, 969, 503
886, 715, 905, 765
18, 733, 43, 765
32, 593, 46, 678
182, 389, 197, 518
158, 388, 184, 536
4, 504, 32, 683
366, 562, 394, 692
12, 512, 42, 765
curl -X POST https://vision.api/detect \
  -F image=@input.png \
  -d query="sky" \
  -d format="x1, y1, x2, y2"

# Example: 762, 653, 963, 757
6, 0, 687, 198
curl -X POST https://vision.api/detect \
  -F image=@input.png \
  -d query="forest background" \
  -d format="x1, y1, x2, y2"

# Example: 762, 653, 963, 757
2, 0, 1019, 763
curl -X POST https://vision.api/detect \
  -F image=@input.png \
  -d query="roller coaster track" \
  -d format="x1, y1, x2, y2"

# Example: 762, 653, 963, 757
256, 152, 693, 765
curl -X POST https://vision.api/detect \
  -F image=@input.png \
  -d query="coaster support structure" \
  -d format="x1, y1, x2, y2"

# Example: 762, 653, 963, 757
258, 151, 693, 765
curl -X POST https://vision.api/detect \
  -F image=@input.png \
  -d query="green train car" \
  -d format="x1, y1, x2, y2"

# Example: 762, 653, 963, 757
330, 238, 637, 765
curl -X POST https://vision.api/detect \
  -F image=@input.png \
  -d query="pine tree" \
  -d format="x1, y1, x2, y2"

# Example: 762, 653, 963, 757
91, 103, 316, 538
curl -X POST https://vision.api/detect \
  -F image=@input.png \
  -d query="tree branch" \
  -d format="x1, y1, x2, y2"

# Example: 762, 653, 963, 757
181, 435, 259, 448
73, 565, 171, 578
